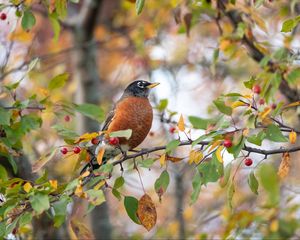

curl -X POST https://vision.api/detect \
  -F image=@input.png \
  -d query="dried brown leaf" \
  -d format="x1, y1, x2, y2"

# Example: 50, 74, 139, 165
137, 194, 157, 231
278, 152, 291, 179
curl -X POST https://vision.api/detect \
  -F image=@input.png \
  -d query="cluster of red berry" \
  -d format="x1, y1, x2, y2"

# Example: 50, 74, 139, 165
223, 139, 253, 166
253, 85, 277, 109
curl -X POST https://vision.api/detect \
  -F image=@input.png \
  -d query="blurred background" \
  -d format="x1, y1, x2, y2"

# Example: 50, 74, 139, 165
1, 0, 300, 239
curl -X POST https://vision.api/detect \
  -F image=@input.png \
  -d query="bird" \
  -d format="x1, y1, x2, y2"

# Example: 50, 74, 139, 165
80, 80, 159, 174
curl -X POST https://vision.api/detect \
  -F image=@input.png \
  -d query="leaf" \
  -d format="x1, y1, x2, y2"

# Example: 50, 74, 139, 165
23, 182, 32, 193
21, 10, 36, 31
154, 170, 170, 201
53, 195, 72, 227
109, 129, 132, 139
166, 155, 184, 163
289, 131, 297, 144
287, 68, 300, 84
139, 158, 155, 168
177, 114, 185, 131
74, 132, 99, 144
0, 107, 11, 125
266, 124, 288, 142
190, 171, 201, 204
114, 176, 125, 189
213, 99, 232, 116
49, 13, 61, 41
227, 182, 235, 209
137, 194, 157, 231
86, 189, 105, 206
281, 18, 296, 33
188, 150, 203, 164
124, 196, 140, 224
29, 193, 50, 214
19, 212, 33, 227
96, 148, 105, 165
32, 148, 57, 173
219, 163, 231, 188
156, 99, 168, 111
244, 77, 255, 89
135, 0, 145, 15
166, 139, 180, 154
159, 154, 166, 166
248, 171, 259, 195
48, 73, 69, 90
247, 131, 266, 146
49, 179, 58, 190
69, 219, 93, 240
74, 103, 104, 122
283, 100, 300, 110
188, 116, 210, 129
216, 146, 224, 163
278, 152, 291, 179
52, 124, 79, 138
258, 164, 279, 206
0, 165, 8, 181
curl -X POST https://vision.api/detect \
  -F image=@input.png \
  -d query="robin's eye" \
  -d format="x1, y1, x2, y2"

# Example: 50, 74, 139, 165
137, 82, 144, 88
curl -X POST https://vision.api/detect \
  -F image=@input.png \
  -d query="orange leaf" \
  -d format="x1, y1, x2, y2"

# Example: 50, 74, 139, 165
137, 194, 157, 231
177, 114, 185, 132
97, 148, 105, 165
49, 180, 58, 190
278, 152, 291, 179
166, 155, 184, 163
289, 131, 297, 144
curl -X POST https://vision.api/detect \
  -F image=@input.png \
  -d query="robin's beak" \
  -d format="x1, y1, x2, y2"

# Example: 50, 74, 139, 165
146, 82, 160, 89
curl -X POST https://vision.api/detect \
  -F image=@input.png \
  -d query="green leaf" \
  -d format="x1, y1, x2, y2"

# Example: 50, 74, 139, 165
52, 124, 78, 138
138, 158, 155, 168
266, 124, 288, 142
53, 195, 72, 227
114, 176, 125, 189
227, 136, 245, 158
247, 131, 266, 146
65, 179, 79, 191
21, 114, 42, 132
244, 77, 255, 89
98, 163, 113, 174
55, 0, 67, 18
49, 73, 68, 90
154, 170, 170, 200
0, 153, 18, 174
29, 193, 50, 214
86, 189, 105, 206
0, 165, 8, 181
19, 212, 33, 227
220, 163, 231, 188
0, 107, 11, 125
135, 0, 145, 15
190, 171, 201, 204
258, 164, 279, 206
287, 68, 300, 84
213, 99, 232, 115
109, 129, 132, 139
281, 18, 296, 33
189, 116, 210, 129
166, 139, 180, 154
156, 99, 168, 111
21, 9, 36, 31
124, 196, 140, 224
49, 13, 61, 41
248, 171, 259, 195
75, 103, 104, 122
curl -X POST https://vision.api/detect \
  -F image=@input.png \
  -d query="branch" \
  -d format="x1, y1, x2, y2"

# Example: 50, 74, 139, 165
216, 0, 299, 103
2, 106, 45, 111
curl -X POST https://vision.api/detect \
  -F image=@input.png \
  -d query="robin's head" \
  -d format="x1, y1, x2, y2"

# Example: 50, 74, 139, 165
123, 80, 160, 98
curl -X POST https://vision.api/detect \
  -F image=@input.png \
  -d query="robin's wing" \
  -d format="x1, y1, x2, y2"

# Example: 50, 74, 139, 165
101, 108, 115, 131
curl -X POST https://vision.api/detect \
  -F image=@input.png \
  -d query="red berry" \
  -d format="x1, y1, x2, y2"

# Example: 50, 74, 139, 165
0, 13, 7, 21
169, 127, 176, 134
60, 147, 68, 155
271, 103, 277, 109
109, 137, 119, 145
244, 158, 253, 166
253, 85, 261, 94
223, 139, 232, 148
64, 115, 71, 122
258, 99, 265, 105
91, 138, 99, 145
73, 146, 81, 154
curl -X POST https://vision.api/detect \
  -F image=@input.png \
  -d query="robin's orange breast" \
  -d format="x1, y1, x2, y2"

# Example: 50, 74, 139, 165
106, 96, 153, 149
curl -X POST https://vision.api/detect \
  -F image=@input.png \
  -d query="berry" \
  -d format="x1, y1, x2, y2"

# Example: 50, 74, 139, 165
0, 13, 7, 21
169, 127, 176, 134
64, 115, 71, 122
60, 147, 68, 155
252, 85, 261, 94
91, 138, 99, 145
223, 139, 232, 148
73, 146, 81, 154
109, 137, 119, 145
271, 103, 277, 109
244, 158, 253, 166
258, 99, 265, 105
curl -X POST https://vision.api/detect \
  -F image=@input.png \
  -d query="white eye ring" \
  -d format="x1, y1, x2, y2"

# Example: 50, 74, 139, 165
137, 81, 144, 88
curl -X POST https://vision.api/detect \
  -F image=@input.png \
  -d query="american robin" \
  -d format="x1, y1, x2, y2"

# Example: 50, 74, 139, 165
81, 80, 159, 174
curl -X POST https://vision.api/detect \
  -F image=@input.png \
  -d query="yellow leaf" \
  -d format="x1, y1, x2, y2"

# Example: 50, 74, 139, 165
177, 114, 185, 132
278, 152, 291, 179
49, 180, 57, 190
193, 151, 203, 164
289, 131, 297, 144
94, 180, 105, 190
188, 150, 195, 164
137, 194, 157, 231
270, 219, 279, 232
242, 128, 249, 137
159, 154, 166, 166
75, 185, 85, 198
23, 182, 32, 193
216, 146, 224, 163
283, 101, 300, 110
219, 39, 231, 51
231, 101, 246, 108
97, 148, 105, 165
166, 155, 184, 163
80, 170, 90, 178
74, 132, 99, 144
259, 107, 271, 120
208, 140, 221, 153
